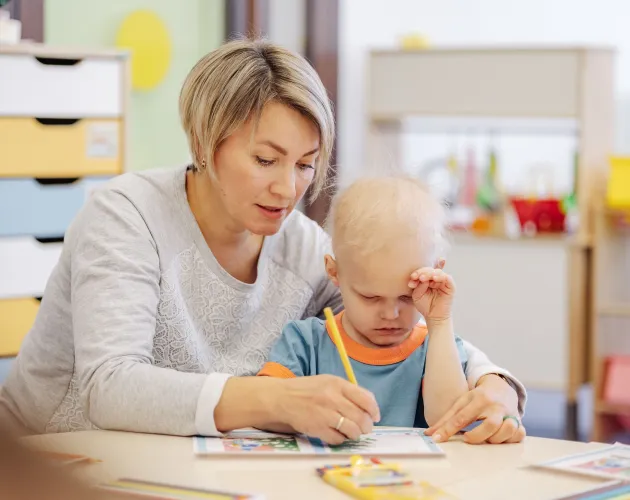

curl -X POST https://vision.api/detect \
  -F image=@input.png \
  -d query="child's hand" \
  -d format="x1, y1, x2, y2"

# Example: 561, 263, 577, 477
408, 265, 455, 323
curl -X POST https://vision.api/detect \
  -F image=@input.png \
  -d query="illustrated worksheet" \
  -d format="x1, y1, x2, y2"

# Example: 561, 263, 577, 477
535, 443, 630, 481
193, 428, 444, 457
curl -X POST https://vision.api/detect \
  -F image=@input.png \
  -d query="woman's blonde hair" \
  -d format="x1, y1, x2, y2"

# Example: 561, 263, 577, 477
179, 38, 335, 199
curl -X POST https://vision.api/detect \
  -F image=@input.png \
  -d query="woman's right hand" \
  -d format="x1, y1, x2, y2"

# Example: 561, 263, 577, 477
272, 375, 381, 445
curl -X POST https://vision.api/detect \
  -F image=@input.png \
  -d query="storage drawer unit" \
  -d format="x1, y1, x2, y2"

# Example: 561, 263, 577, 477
0, 177, 110, 237
0, 298, 40, 357
0, 237, 63, 299
0, 117, 122, 177
0, 45, 129, 356
0, 53, 122, 117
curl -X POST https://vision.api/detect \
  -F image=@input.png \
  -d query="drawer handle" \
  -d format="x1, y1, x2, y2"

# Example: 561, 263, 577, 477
34, 56, 82, 66
35, 297, 43, 303
34, 236, 64, 244
34, 178, 80, 186
35, 118, 81, 126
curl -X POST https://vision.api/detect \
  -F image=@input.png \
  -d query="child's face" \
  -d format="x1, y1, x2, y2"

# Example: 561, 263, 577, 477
326, 240, 430, 347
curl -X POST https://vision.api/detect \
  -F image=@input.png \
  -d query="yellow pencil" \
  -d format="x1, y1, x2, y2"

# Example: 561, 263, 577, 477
324, 307, 358, 385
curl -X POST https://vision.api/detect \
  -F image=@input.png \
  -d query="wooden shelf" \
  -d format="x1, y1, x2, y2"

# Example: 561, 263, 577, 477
596, 401, 630, 416
450, 230, 591, 248
598, 303, 630, 317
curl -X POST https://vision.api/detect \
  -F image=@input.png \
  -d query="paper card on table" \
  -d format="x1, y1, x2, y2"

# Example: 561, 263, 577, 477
99, 478, 264, 500
534, 444, 630, 481
193, 428, 444, 457
552, 480, 630, 499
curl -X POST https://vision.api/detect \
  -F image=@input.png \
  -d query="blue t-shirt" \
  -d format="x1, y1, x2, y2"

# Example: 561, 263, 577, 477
259, 313, 468, 428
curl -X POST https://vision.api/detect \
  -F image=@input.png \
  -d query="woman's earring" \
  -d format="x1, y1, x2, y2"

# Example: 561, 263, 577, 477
201, 159, 206, 170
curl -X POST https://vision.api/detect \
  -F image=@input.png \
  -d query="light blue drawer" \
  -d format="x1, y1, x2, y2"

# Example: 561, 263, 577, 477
0, 177, 111, 237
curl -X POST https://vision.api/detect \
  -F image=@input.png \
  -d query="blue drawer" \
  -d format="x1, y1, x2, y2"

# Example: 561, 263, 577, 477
0, 177, 111, 237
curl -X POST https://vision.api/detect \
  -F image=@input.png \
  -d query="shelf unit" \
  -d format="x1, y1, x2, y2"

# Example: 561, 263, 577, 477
0, 43, 130, 358
591, 207, 630, 442
366, 46, 615, 440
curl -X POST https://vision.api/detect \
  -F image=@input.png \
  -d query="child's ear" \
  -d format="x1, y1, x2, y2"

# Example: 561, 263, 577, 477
324, 254, 340, 287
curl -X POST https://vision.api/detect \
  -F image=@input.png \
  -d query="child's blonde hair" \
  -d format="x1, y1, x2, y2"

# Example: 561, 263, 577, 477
327, 174, 448, 263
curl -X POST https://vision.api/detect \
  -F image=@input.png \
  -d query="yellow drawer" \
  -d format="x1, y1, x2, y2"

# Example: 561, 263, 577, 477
0, 298, 39, 357
0, 117, 123, 177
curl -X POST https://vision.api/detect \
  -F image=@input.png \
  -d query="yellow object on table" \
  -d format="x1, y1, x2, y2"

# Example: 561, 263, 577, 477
606, 156, 630, 210
317, 456, 457, 499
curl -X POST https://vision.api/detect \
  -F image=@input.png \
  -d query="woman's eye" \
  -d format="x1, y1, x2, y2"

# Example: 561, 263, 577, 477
297, 163, 314, 172
256, 156, 275, 167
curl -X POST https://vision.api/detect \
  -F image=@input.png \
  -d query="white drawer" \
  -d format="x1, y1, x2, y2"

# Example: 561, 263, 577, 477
0, 54, 122, 117
0, 237, 63, 299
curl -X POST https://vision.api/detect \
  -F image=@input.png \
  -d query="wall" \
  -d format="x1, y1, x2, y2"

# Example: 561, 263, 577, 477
45, 0, 224, 171
268, 0, 306, 56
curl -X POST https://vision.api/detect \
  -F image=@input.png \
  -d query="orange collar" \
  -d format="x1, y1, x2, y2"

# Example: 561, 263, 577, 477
325, 312, 427, 366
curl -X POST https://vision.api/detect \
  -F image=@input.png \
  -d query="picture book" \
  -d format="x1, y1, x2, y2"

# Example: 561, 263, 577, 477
99, 478, 264, 500
553, 480, 630, 499
193, 428, 443, 457
534, 444, 630, 481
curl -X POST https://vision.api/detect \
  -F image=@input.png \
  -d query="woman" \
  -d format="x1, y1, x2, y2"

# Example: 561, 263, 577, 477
0, 39, 525, 445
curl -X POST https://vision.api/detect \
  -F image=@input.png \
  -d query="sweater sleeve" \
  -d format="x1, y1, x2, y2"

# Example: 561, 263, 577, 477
69, 188, 230, 436
461, 339, 527, 417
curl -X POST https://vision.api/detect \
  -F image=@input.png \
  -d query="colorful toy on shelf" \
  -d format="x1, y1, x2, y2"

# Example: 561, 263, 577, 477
603, 355, 630, 431
400, 33, 430, 50
317, 455, 457, 500
458, 146, 478, 208
476, 144, 501, 213
561, 150, 580, 234
473, 142, 511, 236
607, 156, 630, 211
509, 197, 565, 235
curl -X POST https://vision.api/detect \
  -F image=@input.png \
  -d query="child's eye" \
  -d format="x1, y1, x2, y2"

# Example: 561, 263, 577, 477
399, 295, 413, 303
362, 295, 378, 301
256, 156, 275, 167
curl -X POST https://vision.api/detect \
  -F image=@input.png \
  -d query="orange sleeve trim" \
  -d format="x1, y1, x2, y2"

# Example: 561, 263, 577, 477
257, 361, 296, 379
325, 312, 428, 365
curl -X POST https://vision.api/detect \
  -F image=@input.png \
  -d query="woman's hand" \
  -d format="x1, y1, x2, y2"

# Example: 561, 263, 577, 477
424, 374, 526, 444
271, 375, 381, 445
409, 266, 455, 323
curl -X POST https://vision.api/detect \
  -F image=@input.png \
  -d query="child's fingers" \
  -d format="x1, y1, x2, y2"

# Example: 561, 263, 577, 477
412, 281, 430, 302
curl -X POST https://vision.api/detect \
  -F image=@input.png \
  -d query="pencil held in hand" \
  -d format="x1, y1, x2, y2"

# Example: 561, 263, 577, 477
324, 307, 358, 385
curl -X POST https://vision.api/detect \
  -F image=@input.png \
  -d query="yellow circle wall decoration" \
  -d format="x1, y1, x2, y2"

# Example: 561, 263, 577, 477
116, 10, 172, 90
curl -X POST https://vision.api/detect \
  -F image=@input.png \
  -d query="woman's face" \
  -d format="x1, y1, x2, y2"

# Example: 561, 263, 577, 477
212, 101, 321, 236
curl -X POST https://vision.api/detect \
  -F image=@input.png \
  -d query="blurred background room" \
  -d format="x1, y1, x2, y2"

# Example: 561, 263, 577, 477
2, 0, 630, 445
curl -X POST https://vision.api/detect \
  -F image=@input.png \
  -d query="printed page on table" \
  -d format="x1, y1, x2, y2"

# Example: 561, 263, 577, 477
193, 428, 444, 457
551, 480, 630, 499
533, 444, 630, 482
100, 478, 265, 500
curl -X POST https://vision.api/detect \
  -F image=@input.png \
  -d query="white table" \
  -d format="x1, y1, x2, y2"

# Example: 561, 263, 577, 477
24, 431, 614, 500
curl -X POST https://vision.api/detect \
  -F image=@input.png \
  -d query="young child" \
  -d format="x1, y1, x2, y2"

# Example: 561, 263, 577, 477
258, 175, 468, 428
